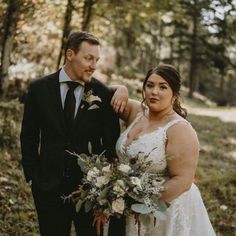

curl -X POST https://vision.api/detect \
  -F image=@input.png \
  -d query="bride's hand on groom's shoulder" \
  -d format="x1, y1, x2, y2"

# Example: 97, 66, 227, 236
110, 85, 129, 113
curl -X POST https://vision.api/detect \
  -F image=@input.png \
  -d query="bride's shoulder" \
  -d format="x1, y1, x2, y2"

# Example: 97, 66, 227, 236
166, 116, 199, 145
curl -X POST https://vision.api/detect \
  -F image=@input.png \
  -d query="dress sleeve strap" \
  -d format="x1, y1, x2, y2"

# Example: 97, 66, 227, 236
163, 118, 190, 132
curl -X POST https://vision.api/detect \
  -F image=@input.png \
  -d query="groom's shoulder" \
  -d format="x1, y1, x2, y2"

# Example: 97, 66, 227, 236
29, 70, 59, 89
91, 77, 112, 97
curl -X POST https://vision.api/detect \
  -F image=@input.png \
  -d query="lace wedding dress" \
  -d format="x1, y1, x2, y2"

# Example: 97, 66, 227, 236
115, 112, 216, 236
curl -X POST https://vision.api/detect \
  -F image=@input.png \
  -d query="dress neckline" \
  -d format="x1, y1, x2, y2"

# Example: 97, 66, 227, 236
124, 112, 185, 147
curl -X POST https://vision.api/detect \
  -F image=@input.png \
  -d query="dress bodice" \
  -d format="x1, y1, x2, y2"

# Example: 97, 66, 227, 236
116, 112, 189, 175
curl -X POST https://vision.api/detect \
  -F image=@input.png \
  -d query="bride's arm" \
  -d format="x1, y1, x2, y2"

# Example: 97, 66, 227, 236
160, 122, 200, 202
109, 85, 129, 113
109, 84, 142, 127
120, 99, 142, 127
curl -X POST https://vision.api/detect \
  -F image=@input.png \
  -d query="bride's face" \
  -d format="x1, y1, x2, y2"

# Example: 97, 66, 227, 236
144, 74, 174, 112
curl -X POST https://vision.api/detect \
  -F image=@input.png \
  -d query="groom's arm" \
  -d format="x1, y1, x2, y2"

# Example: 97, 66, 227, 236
102, 93, 121, 162
20, 82, 40, 183
97, 85, 121, 162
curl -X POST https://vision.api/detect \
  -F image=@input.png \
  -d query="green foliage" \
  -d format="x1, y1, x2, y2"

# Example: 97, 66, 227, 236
189, 114, 236, 235
0, 99, 22, 150
0, 151, 38, 236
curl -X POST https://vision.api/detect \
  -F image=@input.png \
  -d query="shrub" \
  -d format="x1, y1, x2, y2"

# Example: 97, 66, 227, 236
0, 99, 22, 150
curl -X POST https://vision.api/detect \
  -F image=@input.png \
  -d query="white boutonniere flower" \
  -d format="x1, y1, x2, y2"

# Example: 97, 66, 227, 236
82, 89, 102, 105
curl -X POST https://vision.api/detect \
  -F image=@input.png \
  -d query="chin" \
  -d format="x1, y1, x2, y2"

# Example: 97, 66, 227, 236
82, 76, 92, 83
148, 106, 164, 113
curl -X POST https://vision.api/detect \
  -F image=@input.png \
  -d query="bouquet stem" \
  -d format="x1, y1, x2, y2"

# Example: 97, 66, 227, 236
93, 212, 107, 236
134, 213, 141, 236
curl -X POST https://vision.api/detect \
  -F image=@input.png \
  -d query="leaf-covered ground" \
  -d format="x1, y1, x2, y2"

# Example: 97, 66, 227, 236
0, 110, 235, 236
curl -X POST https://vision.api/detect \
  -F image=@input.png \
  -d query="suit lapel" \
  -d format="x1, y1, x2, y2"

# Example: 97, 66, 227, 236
73, 82, 93, 131
47, 70, 67, 134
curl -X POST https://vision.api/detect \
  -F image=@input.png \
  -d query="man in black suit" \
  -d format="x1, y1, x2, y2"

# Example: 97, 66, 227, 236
20, 32, 126, 236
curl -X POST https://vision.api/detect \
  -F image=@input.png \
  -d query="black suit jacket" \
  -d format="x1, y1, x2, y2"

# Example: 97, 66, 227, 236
20, 70, 120, 191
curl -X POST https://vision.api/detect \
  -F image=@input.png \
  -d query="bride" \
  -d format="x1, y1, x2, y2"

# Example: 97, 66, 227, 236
111, 64, 216, 236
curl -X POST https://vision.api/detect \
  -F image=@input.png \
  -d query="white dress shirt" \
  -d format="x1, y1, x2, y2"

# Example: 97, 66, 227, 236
59, 67, 85, 117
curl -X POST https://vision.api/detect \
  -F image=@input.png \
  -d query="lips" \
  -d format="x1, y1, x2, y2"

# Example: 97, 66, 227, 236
149, 98, 160, 102
85, 70, 94, 76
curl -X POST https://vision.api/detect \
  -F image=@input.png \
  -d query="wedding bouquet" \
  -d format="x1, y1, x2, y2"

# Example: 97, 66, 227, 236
65, 150, 168, 235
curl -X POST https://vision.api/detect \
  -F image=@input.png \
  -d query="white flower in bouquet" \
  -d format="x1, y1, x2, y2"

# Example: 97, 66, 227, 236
130, 176, 142, 190
118, 163, 131, 174
95, 176, 110, 188
102, 164, 111, 173
112, 198, 125, 214
87, 167, 100, 181
97, 198, 107, 206
113, 180, 127, 197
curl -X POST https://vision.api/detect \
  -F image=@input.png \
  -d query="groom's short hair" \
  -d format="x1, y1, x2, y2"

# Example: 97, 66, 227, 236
65, 31, 100, 55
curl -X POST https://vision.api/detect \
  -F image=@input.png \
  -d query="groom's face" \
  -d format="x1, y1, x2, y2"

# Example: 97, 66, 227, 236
67, 41, 100, 83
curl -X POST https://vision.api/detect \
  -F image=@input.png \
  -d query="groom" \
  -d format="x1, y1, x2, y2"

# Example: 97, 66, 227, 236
20, 32, 126, 236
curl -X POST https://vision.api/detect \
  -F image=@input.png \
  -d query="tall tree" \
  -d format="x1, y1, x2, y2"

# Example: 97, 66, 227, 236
57, 0, 73, 69
82, 0, 96, 31
188, 0, 200, 98
0, 0, 22, 95
56, 0, 96, 69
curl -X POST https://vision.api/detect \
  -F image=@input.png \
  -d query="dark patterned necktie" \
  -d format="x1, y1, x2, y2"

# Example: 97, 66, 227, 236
64, 81, 79, 131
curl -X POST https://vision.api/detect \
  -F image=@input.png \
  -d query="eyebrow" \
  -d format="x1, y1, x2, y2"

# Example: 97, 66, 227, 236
147, 81, 168, 85
85, 54, 100, 60
159, 82, 168, 85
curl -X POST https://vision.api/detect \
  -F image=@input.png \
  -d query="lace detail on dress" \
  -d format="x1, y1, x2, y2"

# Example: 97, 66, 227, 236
116, 113, 189, 175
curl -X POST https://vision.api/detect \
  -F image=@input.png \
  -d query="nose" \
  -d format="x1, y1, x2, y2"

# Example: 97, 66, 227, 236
151, 86, 159, 95
90, 59, 97, 70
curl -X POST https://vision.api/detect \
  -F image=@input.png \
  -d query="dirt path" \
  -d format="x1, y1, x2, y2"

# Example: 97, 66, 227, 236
185, 106, 236, 122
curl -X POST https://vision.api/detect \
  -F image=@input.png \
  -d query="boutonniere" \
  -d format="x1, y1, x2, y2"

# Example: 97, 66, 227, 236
81, 89, 102, 109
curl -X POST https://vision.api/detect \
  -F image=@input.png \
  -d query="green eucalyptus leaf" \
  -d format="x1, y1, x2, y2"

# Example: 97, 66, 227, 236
80, 190, 88, 199
153, 210, 167, 220
77, 158, 87, 173
127, 192, 144, 203
131, 203, 152, 214
75, 200, 84, 213
97, 187, 109, 200
84, 200, 93, 213
139, 214, 151, 225
156, 200, 168, 212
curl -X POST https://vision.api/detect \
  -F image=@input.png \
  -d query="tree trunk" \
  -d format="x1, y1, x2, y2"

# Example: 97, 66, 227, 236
56, 0, 73, 70
218, 72, 227, 106
82, 0, 95, 31
156, 18, 163, 62
0, 0, 21, 95
188, 0, 198, 98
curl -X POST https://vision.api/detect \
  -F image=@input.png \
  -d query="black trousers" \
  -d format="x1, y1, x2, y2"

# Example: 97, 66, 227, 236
31, 180, 125, 236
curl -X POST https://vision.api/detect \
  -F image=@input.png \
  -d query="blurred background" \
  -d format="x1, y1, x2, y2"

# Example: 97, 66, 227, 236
0, 0, 235, 235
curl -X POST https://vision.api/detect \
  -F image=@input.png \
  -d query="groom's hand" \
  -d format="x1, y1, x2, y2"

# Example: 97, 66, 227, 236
110, 85, 128, 113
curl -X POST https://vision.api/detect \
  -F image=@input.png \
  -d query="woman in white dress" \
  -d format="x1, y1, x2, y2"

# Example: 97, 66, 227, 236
112, 64, 216, 236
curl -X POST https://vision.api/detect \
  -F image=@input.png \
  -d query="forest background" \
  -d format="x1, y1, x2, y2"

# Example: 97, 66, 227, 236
0, 0, 236, 235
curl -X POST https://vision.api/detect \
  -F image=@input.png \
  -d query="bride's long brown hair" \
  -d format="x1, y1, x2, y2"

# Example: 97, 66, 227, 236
141, 64, 187, 119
